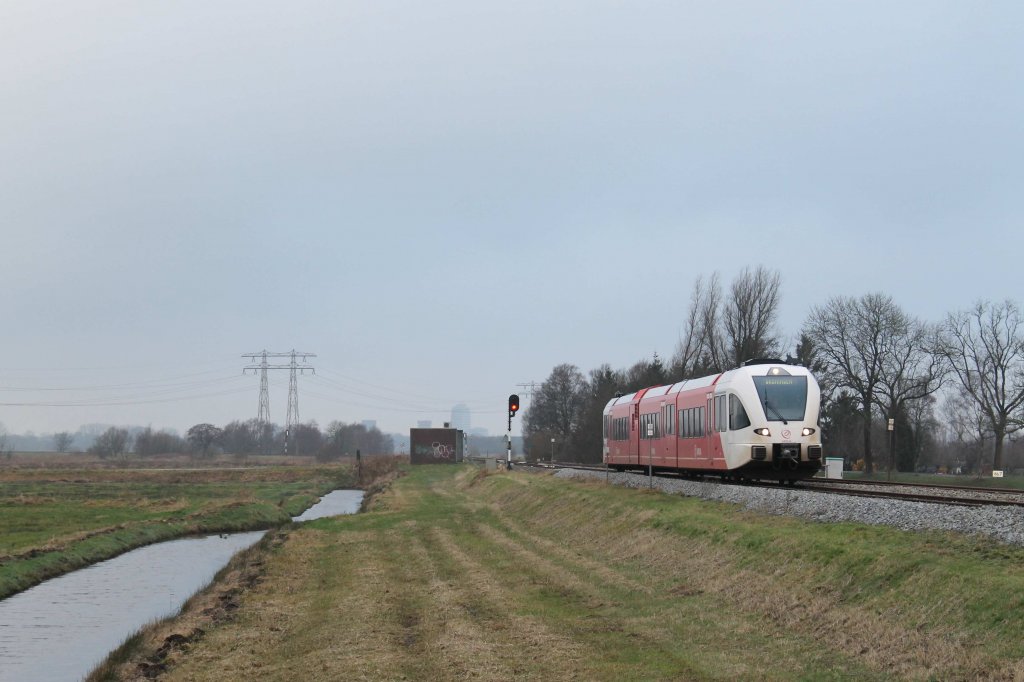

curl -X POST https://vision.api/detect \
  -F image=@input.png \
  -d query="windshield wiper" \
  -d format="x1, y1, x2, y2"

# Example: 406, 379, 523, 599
764, 399, 788, 425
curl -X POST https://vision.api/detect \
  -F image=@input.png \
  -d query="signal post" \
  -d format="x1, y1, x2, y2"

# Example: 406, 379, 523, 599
507, 394, 519, 469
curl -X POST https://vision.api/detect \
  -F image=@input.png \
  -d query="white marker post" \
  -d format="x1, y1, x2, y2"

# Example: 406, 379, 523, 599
647, 422, 654, 489
887, 418, 895, 481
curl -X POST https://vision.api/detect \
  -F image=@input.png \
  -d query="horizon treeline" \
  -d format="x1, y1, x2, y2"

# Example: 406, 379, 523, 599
0, 419, 396, 461
523, 266, 1024, 475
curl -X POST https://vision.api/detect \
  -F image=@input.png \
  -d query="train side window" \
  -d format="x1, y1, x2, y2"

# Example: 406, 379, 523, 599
729, 395, 751, 430
697, 407, 705, 437
715, 395, 727, 432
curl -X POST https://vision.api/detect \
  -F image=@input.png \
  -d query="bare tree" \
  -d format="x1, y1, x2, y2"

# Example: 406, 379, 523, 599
134, 427, 185, 456
187, 423, 222, 459
939, 388, 991, 474
523, 364, 587, 457
221, 420, 255, 455
291, 421, 324, 456
900, 394, 939, 472
569, 364, 623, 463
89, 427, 132, 459
875, 317, 947, 473
0, 423, 13, 461
622, 354, 667, 392
317, 421, 393, 461
671, 273, 727, 377
939, 300, 1024, 472
804, 294, 902, 474
723, 265, 782, 366
53, 431, 74, 453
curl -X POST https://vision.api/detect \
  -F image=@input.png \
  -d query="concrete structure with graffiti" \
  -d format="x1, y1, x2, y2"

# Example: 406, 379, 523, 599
409, 427, 465, 464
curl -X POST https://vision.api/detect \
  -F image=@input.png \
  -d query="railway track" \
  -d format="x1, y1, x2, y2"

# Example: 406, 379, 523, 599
525, 461, 1024, 509
795, 479, 1024, 508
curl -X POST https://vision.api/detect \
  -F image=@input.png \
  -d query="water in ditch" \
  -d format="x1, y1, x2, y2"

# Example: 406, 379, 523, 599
0, 489, 363, 682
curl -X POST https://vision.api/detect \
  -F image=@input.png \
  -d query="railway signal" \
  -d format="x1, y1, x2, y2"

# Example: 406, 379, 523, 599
507, 394, 520, 469
508, 394, 520, 431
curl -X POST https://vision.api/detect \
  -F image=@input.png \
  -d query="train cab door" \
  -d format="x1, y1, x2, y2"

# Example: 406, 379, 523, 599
703, 393, 716, 466
710, 393, 725, 467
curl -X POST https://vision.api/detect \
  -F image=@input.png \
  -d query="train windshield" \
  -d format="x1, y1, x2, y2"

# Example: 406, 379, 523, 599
752, 376, 807, 422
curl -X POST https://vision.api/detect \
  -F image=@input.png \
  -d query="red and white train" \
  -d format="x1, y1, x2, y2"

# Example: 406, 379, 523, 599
603, 360, 823, 481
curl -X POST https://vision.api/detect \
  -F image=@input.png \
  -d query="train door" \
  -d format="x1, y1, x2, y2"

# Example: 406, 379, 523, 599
628, 402, 640, 465
660, 401, 674, 468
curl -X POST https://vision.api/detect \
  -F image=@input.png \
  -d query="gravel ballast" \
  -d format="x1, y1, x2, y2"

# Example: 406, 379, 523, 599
555, 468, 1024, 547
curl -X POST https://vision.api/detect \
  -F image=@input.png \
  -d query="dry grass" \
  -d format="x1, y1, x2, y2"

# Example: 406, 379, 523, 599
94, 465, 1024, 681
0, 452, 322, 471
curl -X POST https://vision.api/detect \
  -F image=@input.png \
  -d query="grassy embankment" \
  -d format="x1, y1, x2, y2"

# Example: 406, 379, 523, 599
0, 464, 359, 600
95, 464, 1024, 681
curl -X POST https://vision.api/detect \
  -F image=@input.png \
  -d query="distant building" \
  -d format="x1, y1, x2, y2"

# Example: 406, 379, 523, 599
417, 420, 432, 429
410, 426, 464, 465
362, 420, 377, 431
451, 403, 470, 431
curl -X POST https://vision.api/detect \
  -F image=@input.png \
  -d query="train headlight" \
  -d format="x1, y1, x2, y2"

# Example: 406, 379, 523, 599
801, 427, 816, 436
753, 428, 771, 437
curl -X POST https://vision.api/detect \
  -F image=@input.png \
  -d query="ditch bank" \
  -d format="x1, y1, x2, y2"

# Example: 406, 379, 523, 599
0, 490, 365, 682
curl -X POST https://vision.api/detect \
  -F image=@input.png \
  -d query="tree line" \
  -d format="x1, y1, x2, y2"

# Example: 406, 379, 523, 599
81, 419, 395, 461
523, 266, 1024, 475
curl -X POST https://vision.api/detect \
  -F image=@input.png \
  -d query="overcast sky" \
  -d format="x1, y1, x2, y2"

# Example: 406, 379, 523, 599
1, 1, 1021, 438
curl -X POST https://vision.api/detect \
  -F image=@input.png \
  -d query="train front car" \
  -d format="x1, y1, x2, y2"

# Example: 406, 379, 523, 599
715, 360, 822, 481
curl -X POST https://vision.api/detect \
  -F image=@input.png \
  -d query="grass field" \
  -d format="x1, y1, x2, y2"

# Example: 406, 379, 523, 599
95, 464, 1024, 681
0, 463, 361, 600
843, 470, 1024, 489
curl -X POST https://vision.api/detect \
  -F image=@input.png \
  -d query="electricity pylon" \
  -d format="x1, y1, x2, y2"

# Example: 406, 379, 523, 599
242, 350, 316, 454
